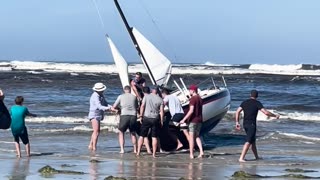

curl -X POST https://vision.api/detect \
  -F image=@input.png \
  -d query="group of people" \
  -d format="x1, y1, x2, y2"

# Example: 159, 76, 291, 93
88, 72, 204, 158
0, 89, 36, 157
88, 72, 280, 161
0, 72, 280, 161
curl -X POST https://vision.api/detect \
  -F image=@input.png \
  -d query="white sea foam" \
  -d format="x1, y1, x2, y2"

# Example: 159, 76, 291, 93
1, 60, 320, 76
249, 64, 303, 71
227, 110, 320, 122
278, 132, 320, 142
279, 112, 320, 122
26, 115, 119, 125
204, 61, 234, 66
31, 125, 119, 133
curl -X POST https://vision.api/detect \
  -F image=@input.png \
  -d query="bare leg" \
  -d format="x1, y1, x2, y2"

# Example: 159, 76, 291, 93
26, 143, 30, 157
251, 142, 259, 159
89, 119, 100, 151
144, 138, 152, 154
189, 132, 195, 159
15, 142, 21, 158
152, 137, 158, 158
196, 136, 204, 158
136, 136, 144, 156
239, 142, 251, 162
131, 133, 137, 153
119, 131, 125, 154
158, 138, 163, 153
182, 130, 190, 149
176, 139, 183, 150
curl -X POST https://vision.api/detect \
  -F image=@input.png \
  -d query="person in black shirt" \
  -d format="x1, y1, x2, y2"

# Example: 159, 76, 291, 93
235, 90, 279, 162
0, 89, 11, 130
130, 72, 146, 101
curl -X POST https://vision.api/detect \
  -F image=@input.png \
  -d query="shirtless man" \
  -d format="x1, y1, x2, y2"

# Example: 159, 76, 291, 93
235, 90, 280, 162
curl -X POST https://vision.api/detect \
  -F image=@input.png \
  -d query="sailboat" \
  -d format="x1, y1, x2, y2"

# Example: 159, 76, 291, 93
108, 0, 231, 136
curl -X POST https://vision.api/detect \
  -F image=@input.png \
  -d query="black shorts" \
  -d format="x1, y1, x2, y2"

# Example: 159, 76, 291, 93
118, 115, 137, 133
140, 117, 160, 138
13, 127, 29, 145
171, 113, 184, 123
244, 123, 256, 144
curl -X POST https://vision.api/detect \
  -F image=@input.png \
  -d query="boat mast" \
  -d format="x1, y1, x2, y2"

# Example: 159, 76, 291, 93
114, 0, 157, 85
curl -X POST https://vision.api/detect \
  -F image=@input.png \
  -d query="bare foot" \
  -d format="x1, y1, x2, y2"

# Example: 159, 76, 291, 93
190, 155, 194, 159
197, 154, 204, 158
239, 159, 246, 163
176, 144, 183, 151
147, 151, 152, 155
153, 155, 157, 158
88, 145, 93, 150
136, 153, 140, 157
119, 150, 124, 154
26, 154, 31, 157
16, 154, 21, 158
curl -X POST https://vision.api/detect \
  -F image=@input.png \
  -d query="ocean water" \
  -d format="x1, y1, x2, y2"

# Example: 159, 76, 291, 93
0, 60, 319, 160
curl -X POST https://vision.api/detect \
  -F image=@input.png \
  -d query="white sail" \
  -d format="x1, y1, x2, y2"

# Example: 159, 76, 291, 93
132, 28, 172, 86
106, 35, 130, 87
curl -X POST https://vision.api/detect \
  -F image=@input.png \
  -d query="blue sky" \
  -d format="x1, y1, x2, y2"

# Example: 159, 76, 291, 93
0, 0, 319, 64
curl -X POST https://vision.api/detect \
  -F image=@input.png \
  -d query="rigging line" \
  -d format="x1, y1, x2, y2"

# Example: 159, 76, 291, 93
91, 0, 106, 30
137, 0, 178, 62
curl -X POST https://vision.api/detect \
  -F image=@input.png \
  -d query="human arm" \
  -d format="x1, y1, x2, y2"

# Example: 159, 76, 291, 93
130, 80, 142, 101
139, 98, 146, 123
111, 96, 120, 113
26, 108, 37, 117
92, 93, 110, 111
260, 108, 280, 119
235, 107, 243, 130
159, 104, 164, 127
179, 105, 194, 124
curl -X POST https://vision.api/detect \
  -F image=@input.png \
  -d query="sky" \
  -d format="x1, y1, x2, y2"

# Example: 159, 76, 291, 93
0, 0, 320, 64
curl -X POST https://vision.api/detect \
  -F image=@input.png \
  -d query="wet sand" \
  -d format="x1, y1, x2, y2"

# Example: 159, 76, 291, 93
1, 132, 320, 179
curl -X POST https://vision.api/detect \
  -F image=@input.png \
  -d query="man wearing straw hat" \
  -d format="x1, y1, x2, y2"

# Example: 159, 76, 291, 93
88, 82, 112, 151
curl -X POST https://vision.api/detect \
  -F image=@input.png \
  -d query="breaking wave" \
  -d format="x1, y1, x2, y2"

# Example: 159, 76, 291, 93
1, 60, 319, 76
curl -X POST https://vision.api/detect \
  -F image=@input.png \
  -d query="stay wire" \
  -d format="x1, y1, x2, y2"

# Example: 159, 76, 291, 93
137, 0, 178, 62
91, 0, 106, 31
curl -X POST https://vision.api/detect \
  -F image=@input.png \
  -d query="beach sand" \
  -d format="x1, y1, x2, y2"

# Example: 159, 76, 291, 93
1, 131, 320, 180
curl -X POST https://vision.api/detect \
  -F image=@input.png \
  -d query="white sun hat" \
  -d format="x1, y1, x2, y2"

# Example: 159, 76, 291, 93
92, 83, 106, 92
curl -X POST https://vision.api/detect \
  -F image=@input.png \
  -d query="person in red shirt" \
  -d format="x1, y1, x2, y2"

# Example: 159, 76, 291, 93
180, 85, 204, 159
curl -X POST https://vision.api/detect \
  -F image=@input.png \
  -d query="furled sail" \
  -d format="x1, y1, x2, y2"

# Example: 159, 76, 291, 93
106, 35, 130, 87
132, 28, 172, 86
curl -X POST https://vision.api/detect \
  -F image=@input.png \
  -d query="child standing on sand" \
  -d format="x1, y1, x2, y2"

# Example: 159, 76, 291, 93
10, 96, 36, 157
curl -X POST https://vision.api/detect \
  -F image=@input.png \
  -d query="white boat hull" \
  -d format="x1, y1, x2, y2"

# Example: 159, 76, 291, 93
177, 87, 231, 134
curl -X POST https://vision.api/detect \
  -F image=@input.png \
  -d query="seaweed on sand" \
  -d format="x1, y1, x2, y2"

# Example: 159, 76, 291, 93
38, 165, 84, 177
231, 170, 320, 179
104, 176, 127, 180
285, 168, 318, 173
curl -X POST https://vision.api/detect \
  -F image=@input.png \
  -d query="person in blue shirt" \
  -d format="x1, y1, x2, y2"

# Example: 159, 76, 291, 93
88, 83, 112, 151
10, 96, 36, 157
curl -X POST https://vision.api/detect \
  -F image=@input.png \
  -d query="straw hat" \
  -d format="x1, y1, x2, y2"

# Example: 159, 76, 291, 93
92, 83, 106, 92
